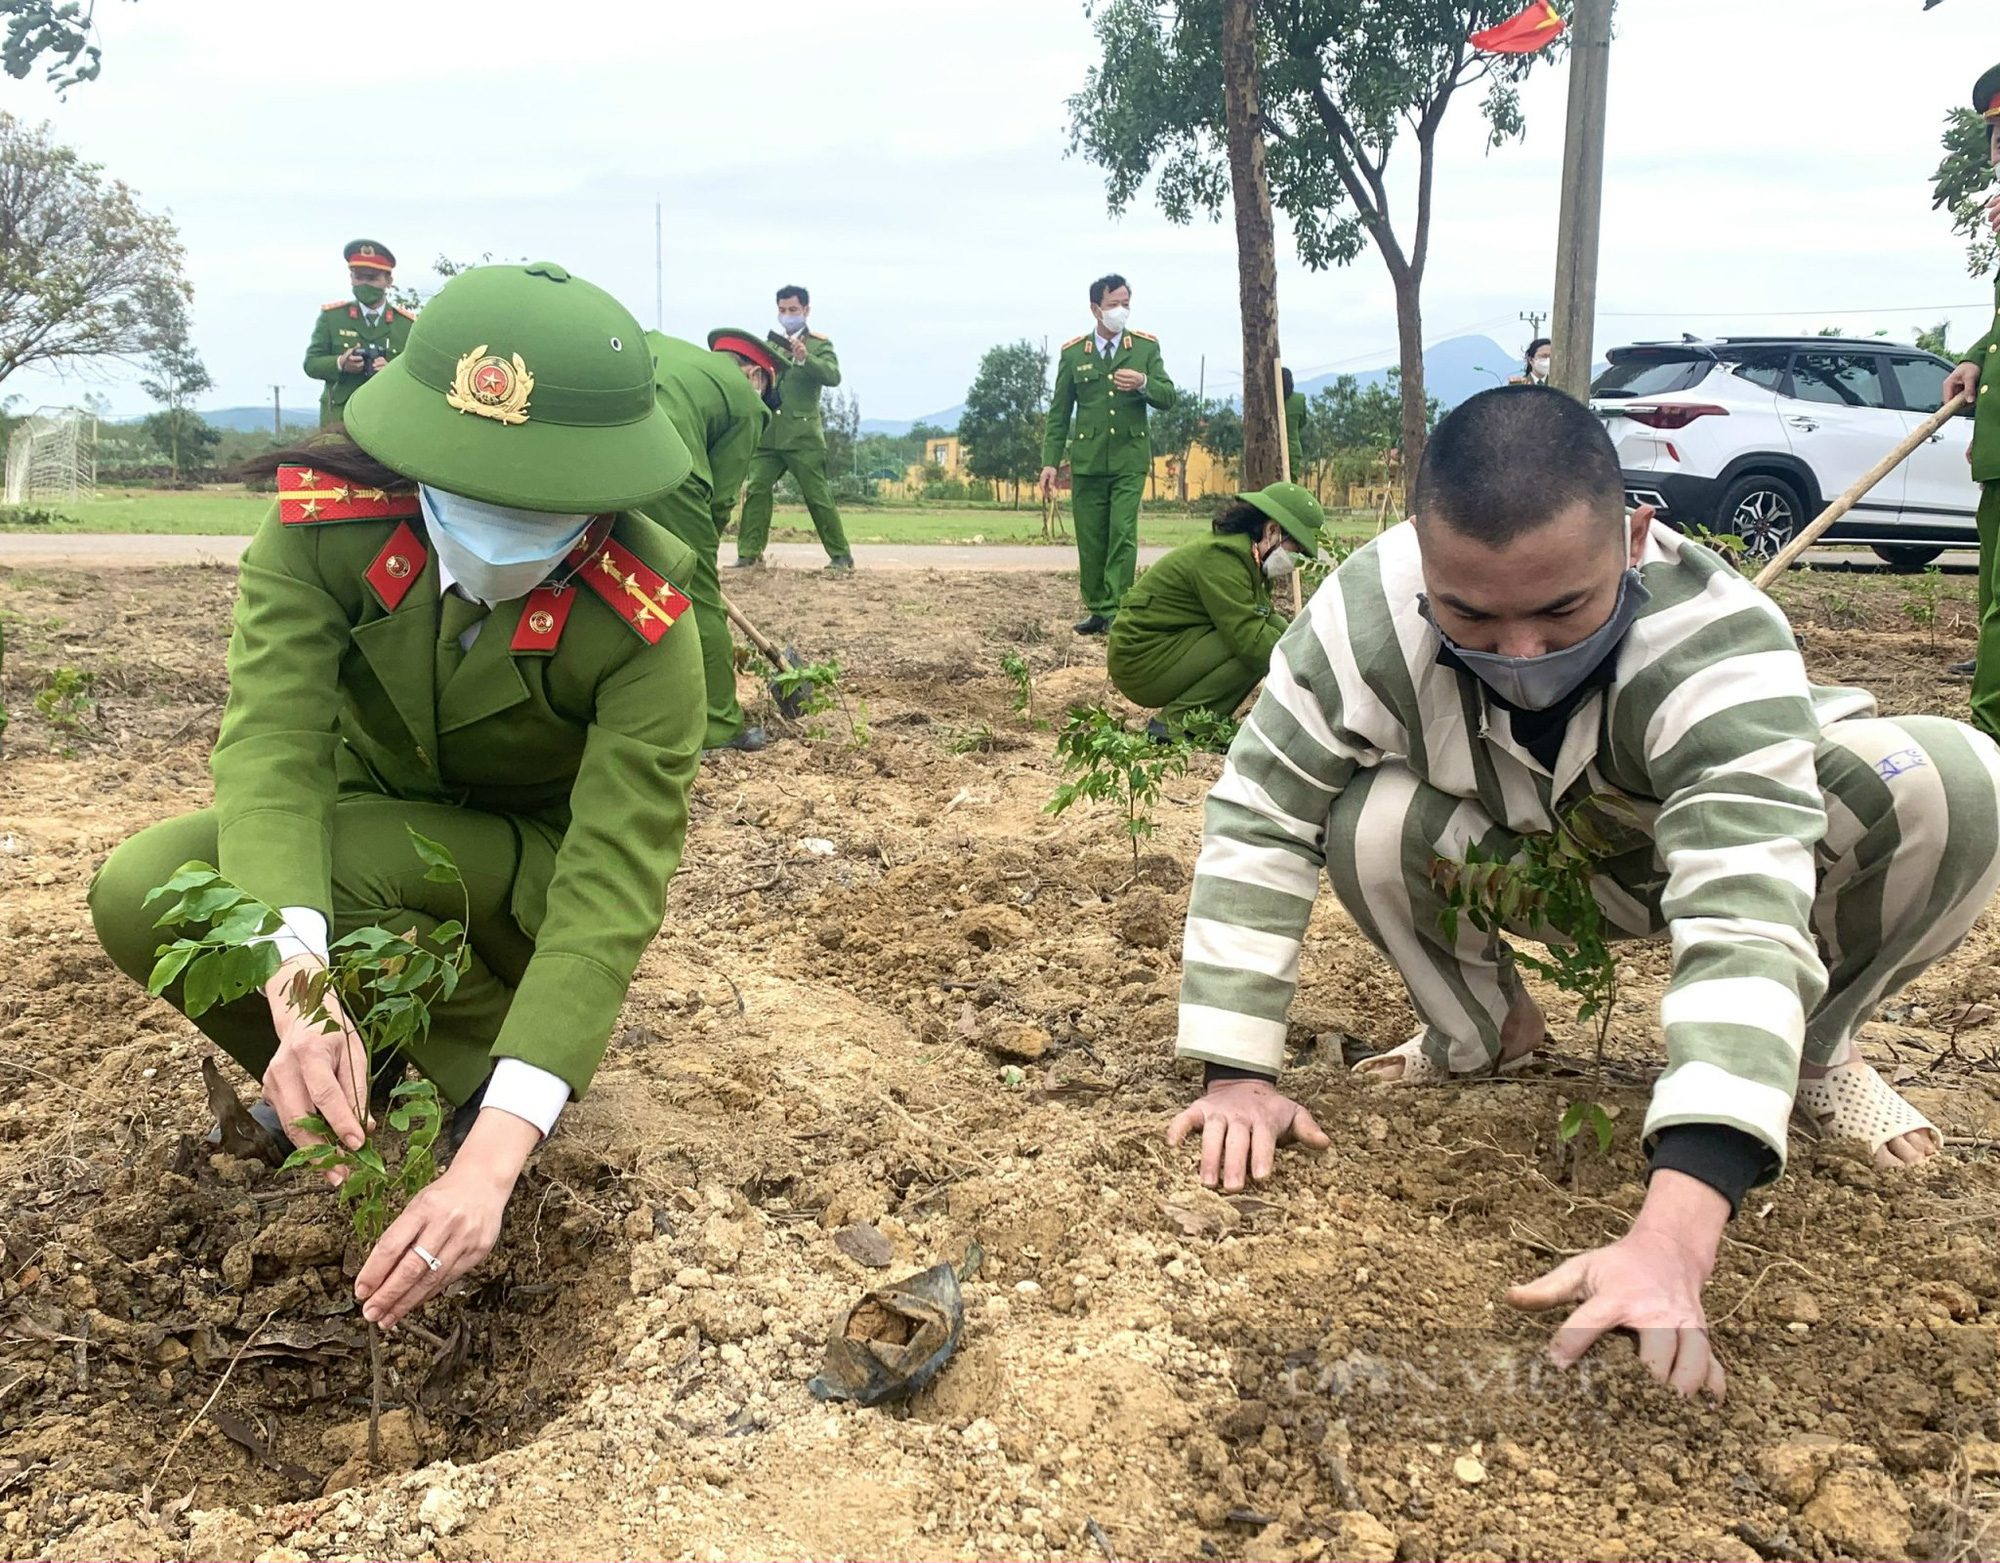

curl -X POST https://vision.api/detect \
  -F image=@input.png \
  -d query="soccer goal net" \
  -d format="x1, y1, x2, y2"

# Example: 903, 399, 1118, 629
4, 407, 97, 505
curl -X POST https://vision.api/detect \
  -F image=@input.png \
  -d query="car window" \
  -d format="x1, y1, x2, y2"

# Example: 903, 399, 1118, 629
1789, 351, 1889, 409
1885, 355, 1950, 414
1591, 355, 1711, 398
1726, 351, 1790, 392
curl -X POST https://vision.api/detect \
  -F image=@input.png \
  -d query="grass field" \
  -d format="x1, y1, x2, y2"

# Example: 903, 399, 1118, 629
0, 485, 1381, 548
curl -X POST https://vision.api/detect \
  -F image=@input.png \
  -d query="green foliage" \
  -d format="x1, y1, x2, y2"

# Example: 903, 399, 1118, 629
947, 721, 998, 755
1047, 704, 1202, 866
0, 503, 74, 526
0, 112, 190, 392
1904, 564, 1945, 652
1558, 1099, 1614, 1157
821, 388, 862, 486
1932, 106, 2000, 279
1431, 798, 1628, 1062
142, 829, 467, 1247
0, 0, 119, 90
1000, 651, 1037, 724
140, 407, 221, 482
33, 663, 92, 729
960, 340, 1050, 503
770, 657, 868, 748
1683, 524, 1749, 572
1150, 394, 1243, 498
1914, 321, 1957, 362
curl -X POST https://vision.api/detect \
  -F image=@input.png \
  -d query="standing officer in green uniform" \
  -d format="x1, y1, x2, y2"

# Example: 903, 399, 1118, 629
732, 285, 854, 572
1107, 481, 1321, 736
639, 328, 775, 752
1039, 273, 1177, 634
1944, 65, 2000, 732
303, 240, 419, 426
91, 261, 703, 1331
1282, 367, 1307, 482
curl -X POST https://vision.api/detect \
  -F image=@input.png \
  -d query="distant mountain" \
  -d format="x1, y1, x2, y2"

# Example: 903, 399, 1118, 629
99, 401, 321, 433
1294, 335, 1523, 409
861, 403, 964, 437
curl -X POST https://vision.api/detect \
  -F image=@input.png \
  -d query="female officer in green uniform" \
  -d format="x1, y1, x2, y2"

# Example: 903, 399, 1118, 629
1107, 481, 1323, 733
89, 261, 703, 1331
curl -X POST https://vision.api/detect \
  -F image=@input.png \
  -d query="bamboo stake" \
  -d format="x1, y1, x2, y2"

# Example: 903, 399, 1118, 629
1273, 357, 1303, 614
1749, 393, 1969, 589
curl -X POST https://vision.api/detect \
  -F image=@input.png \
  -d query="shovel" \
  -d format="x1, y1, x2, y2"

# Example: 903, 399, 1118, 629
720, 590, 813, 719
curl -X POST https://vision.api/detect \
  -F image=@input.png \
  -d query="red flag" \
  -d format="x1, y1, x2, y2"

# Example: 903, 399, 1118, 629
1469, 0, 1565, 54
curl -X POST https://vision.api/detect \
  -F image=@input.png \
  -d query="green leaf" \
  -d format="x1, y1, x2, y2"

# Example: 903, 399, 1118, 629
146, 943, 197, 995
181, 953, 222, 1018
407, 827, 461, 884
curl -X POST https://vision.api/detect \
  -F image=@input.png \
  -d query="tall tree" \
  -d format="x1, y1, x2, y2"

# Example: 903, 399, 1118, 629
0, 114, 189, 390
821, 388, 861, 483
1068, 0, 1549, 478
959, 339, 1051, 507
140, 326, 215, 484
1220, 0, 1282, 487
1932, 105, 1999, 280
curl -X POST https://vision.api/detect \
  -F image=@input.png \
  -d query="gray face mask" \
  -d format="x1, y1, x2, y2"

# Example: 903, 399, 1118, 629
1421, 569, 1650, 711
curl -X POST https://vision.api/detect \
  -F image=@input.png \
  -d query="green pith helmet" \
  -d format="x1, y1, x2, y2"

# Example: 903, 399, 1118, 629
1976, 64, 2000, 122
344, 261, 692, 513
705, 326, 781, 376
1239, 481, 1325, 555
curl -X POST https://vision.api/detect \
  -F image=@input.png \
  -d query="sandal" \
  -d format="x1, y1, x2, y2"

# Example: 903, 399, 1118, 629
1792, 1061, 1940, 1163
1351, 1031, 1538, 1088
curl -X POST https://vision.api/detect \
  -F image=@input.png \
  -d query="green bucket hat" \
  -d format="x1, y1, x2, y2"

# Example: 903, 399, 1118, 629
1238, 481, 1325, 555
344, 261, 692, 513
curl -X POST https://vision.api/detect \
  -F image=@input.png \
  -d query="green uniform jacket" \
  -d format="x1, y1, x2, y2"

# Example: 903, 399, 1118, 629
757, 329, 842, 452
646, 332, 770, 527
1285, 390, 1307, 480
304, 300, 418, 423
1964, 269, 2000, 483
1042, 330, 1176, 476
213, 504, 704, 1097
1107, 532, 1286, 681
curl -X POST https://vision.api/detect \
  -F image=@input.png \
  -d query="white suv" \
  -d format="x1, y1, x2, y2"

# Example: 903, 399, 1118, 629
1590, 338, 1977, 570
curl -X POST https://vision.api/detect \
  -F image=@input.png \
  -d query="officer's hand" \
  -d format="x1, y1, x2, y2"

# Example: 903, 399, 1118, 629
1039, 466, 1058, 500
1944, 361, 1981, 403
1165, 1077, 1329, 1191
261, 954, 370, 1181
1112, 368, 1145, 392
788, 335, 807, 364
354, 1109, 537, 1328
369, 355, 388, 372
338, 348, 365, 372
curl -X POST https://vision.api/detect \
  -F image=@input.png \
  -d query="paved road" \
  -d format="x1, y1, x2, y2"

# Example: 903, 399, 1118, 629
0, 534, 1979, 575
0, 535, 1168, 572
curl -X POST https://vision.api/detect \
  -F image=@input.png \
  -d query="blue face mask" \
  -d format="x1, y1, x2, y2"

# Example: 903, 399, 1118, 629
1421, 569, 1650, 711
777, 312, 806, 336
418, 486, 592, 606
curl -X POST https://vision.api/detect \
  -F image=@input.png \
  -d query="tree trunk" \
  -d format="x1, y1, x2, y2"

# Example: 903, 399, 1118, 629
1391, 267, 1426, 503
1221, 0, 1282, 490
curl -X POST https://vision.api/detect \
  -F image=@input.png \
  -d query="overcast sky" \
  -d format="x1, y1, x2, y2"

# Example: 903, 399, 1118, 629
4, 0, 1995, 422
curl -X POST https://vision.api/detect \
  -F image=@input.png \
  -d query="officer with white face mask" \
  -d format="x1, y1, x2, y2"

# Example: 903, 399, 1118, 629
1107, 481, 1323, 737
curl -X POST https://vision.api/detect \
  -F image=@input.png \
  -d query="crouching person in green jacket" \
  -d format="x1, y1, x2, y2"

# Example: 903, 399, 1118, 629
1107, 481, 1323, 736
88, 261, 704, 1330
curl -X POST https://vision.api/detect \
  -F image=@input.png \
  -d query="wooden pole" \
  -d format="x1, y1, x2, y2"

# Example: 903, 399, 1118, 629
1548, 0, 1613, 400
1274, 358, 1292, 483
1749, 395, 1968, 588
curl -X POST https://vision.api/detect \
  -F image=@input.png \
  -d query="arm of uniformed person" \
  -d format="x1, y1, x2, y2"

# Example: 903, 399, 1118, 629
1040, 349, 1078, 494
1190, 553, 1286, 667
1141, 340, 1176, 409
357, 599, 706, 1328
798, 333, 841, 388
304, 310, 347, 384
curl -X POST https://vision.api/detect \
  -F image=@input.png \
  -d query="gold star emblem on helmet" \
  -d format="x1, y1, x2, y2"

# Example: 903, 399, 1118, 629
446, 345, 534, 425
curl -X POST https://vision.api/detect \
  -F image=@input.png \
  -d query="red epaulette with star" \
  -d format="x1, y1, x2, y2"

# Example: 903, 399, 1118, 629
276, 464, 420, 525
575, 526, 691, 646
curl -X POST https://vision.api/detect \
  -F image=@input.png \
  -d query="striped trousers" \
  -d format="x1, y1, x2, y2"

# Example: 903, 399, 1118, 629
1325, 716, 2000, 1073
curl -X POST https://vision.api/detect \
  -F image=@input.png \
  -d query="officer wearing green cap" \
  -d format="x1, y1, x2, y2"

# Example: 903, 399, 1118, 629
1943, 66, 2000, 731
732, 285, 854, 571
303, 240, 418, 426
639, 328, 777, 752
89, 261, 703, 1330
1107, 481, 1322, 733
1040, 273, 1178, 634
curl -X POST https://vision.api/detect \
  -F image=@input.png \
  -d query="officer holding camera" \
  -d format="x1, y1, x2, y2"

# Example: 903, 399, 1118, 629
304, 239, 418, 426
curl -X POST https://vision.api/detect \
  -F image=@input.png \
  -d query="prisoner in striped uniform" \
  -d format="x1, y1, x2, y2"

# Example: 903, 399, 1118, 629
1167, 386, 2000, 1399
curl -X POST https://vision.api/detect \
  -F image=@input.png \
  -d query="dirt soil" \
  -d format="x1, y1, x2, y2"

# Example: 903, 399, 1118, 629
3, 558, 2000, 1561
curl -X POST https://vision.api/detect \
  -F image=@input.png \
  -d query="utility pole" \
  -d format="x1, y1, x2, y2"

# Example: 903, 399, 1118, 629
654, 197, 663, 330
1549, 0, 1612, 400
270, 385, 282, 438
1518, 308, 1547, 340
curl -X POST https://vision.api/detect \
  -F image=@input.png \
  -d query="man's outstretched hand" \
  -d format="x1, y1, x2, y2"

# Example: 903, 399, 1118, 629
1166, 1077, 1328, 1191
1506, 1168, 1730, 1399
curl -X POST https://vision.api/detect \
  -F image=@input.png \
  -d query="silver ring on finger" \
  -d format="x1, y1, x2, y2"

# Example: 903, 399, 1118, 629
413, 1243, 442, 1272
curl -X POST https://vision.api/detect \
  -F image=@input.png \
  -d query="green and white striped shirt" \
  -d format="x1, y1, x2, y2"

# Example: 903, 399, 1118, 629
1177, 520, 1874, 1163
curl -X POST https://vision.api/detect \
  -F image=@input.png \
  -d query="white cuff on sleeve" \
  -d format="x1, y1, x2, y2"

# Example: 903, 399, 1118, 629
482, 1058, 571, 1138
256, 906, 330, 966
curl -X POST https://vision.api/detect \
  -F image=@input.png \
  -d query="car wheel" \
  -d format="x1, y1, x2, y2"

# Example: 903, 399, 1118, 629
1871, 544, 1943, 572
1713, 474, 1805, 564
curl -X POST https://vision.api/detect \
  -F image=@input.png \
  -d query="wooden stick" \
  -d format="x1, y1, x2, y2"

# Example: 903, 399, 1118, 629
1749, 392, 1969, 588
143, 1307, 277, 1509
718, 591, 790, 670
1273, 357, 1304, 614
